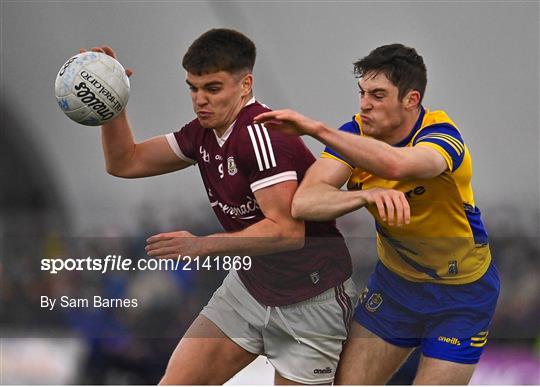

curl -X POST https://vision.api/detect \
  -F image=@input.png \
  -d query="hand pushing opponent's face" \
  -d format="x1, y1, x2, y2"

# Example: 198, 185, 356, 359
186, 70, 253, 136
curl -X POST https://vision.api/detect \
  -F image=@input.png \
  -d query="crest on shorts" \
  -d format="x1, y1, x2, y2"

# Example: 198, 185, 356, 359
365, 293, 383, 312
310, 271, 320, 285
227, 156, 237, 176
448, 260, 458, 275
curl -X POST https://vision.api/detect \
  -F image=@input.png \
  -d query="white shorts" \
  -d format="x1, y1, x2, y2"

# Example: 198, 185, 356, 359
200, 270, 358, 384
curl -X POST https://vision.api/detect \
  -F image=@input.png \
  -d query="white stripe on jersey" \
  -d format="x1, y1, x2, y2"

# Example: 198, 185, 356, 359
254, 124, 271, 169
165, 133, 197, 164
247, 124, 277, 171
250, 171, 297, 192
247, 125, 264, 171
260, 124, 277, 168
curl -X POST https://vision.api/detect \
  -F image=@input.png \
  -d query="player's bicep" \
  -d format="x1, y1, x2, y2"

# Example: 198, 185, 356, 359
401, 145, 449, 179
254, 180, 297, 220
406, 124, 465, 179
127, 135, 192, 177
253, 180, 304, 234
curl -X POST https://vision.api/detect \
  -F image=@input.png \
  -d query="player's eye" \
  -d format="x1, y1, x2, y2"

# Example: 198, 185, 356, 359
207, 87, 221, 93
374, 94, 384, 100
359, 90, 365, 96
188, 86, 197, 92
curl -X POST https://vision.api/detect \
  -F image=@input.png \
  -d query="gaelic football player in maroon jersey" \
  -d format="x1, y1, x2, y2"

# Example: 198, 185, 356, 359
84, 29, 402, 385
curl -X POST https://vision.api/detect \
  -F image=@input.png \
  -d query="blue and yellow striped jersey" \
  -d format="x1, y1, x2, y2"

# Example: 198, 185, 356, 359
322, 107, 491, 284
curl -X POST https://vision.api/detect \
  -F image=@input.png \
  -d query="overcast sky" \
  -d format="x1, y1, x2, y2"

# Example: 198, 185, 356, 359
1, 1, 538, 235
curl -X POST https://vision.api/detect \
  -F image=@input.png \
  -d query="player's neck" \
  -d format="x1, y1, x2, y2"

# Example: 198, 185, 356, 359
388, 108, 422, 145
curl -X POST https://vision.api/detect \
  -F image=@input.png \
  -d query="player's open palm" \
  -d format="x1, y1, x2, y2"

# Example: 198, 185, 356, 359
362, 188, 410, 227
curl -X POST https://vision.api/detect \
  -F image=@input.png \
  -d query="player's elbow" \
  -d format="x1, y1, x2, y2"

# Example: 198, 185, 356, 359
106, 164, 128, 178
291, 198, 304, 220
106, 164, 138, 179
106, 165, 123, 177
383, 166, 405, 181
105, 146, 141, 178
291, 197, 311, 221
291, 187, 314, 220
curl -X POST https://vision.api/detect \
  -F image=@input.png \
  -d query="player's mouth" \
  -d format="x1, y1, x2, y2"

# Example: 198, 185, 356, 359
360, 115, 372, 123
197, 111, 213, 119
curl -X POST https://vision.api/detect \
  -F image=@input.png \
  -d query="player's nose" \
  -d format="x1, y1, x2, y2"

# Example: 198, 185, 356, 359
193, 91, 208, 107
360, 95, 372, 111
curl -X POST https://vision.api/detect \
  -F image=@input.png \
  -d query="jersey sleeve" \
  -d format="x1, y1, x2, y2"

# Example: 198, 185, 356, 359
238, 123, 299, 193
165, 120, 198, 164
413, 123, 465, 172
320, 118, 361, 169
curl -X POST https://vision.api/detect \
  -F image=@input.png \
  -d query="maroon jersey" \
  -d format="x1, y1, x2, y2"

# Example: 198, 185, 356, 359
166, 99, 351, 306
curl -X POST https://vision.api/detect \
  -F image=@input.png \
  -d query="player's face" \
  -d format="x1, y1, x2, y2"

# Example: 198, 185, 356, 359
186, 71, 252, 134
358, 72, 409, 143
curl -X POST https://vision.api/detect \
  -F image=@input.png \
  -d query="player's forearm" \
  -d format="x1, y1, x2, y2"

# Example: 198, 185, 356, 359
199, 218, 305, 257
314, 125, 405, 180
292, 183, 367, 221
101, 110, 137, 176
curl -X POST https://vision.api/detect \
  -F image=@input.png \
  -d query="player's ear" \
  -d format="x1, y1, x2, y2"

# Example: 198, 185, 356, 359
240, 73, 253, 96
404, 89, 421, 110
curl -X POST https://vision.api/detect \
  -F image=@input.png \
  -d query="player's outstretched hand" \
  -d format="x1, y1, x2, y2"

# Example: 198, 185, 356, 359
145, 230, 201, 259
253, 109, 323, 137
78, 45, 133, 77
361, 188, 410, 227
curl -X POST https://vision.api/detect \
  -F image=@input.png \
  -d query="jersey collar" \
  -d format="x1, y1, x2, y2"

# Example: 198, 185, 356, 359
393, 106, 425, 147
213, 97, 257, 147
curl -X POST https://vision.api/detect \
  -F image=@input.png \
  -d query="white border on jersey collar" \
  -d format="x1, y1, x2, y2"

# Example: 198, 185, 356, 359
213, 97, 257, 147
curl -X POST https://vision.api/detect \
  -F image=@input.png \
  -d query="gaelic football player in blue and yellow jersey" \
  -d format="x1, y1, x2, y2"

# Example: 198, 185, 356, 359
254, 44, 500, 384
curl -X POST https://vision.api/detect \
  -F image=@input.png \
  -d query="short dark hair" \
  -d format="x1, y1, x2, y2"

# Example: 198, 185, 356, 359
353, 44, 427, 103
182, 28, 256, 75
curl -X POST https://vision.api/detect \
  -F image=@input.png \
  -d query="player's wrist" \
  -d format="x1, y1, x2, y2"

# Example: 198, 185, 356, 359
311, 121, 330, 140
355, 190, 370, 208
101, 108, 128, 129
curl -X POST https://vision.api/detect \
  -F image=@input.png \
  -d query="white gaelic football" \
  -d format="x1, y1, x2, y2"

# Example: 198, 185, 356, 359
54, 51, 130, 126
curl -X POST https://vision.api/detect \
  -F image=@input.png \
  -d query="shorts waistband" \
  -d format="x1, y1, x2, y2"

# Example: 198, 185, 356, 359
279, 277, 355, 309
229, 269, 354, 308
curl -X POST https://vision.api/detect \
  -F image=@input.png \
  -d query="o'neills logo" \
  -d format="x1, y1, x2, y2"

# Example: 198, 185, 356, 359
74, 81, 116, 120
79, 71, 123, 111
313, 367, 332, 374
211, 196, 260, 219
438, 336, 461, 346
